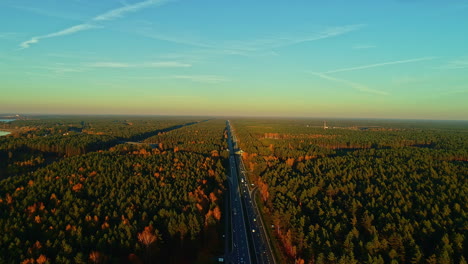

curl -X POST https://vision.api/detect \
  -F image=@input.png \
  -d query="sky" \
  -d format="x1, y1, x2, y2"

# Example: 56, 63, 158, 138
1, 0, 467, 120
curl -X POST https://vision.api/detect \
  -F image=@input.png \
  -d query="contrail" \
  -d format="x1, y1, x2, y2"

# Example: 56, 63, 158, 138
324, 57, 436, 74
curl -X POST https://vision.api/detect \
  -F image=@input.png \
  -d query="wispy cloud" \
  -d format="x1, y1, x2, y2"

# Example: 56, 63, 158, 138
310, 57, 436, 95
171, 75, 228, 83
45, 52, 99, 60
226, 24, 364, 52
0, 32, 23, 41
139, 32, 215, 49
93, 0, 170, 21
223, 24, 365, 52
20, 24, 96, 49
137, 24, 364, 56
33, 65, 85, 74
276, 24, 365, 48
87, 61, 191, 68
324, 57, 436, 74
25, 60, 190, 76
88, 62, 130, 68
352, 44, 376, 50
311, 72, 389, 96
19, 0, 171, 49
440, 89, 468, 96
147, 61, 192, 68
435, 57, 468, 70
10, 5, 85, 21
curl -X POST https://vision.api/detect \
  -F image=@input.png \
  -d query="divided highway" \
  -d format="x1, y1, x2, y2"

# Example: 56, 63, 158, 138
225, 121, 251, 264
225, 120, 276, 264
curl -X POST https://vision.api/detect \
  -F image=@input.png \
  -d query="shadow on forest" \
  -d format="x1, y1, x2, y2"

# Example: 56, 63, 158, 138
127, 120, 210, 143
0, 120, 211, 179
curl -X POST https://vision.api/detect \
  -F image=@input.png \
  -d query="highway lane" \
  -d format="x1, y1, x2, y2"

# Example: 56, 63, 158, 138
226, 121, 251, 264
228, 121, 277, 264
224, 174, 231, 261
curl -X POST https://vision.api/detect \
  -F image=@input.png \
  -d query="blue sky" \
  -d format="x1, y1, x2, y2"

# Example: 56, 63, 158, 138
1, 0, 467, 119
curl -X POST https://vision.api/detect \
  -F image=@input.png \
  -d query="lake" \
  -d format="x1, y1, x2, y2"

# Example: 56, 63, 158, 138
0, 119, 15, 122
0, 131, 11, 136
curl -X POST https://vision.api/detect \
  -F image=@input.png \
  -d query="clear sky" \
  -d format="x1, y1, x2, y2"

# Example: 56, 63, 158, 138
1, 0, 467, 119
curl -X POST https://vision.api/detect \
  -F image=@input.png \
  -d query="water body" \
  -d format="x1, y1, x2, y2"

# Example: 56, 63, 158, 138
0, 119, 14, 136
0, 131, 11, 136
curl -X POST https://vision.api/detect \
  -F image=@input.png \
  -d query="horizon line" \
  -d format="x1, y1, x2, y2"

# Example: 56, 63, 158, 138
1, 113, 467, 122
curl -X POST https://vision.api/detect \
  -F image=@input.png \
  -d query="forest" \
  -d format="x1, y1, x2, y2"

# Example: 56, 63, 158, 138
1, 116, 467, 264
0, 117, 201, 179
232, 119, 467, 264
0, 117, 227, 263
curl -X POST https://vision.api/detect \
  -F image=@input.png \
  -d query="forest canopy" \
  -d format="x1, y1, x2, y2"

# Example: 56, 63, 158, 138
0, 118, 226, 263
231, 118, 467, 264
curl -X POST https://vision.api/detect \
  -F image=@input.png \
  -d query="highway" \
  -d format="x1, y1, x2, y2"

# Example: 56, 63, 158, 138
225, 120, 276, 264
225, 121, 251, 264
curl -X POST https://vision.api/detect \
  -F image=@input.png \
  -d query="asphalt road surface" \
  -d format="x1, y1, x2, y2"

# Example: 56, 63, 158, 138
225, 120, 276, 264
225, 121, 251, 264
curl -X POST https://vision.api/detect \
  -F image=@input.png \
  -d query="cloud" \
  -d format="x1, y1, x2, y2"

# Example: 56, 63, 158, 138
171, 75, 228, 83
45, 52, 98, 59
19, 0, 170, 49
324, 57, 436, 74
440, 89, 468, 96
25, 60, 190, 76
352, 44, 376, 49
289, 24, 365, 47
20, 38, 39, 49
146, 61, 191, 68
20, 24, 95, 49
0, 32, 22, 41
225, 24, 365, 52
10, 5, 84, 21
46, 24, 95, 38
436, 57, 468, 70
137, 32, 217, 49
311, 72, 389, 96
88, 62, 131, 68
35, 66, 85, 74
93, 0, 171, 21
87, 61, 192, 68
137, 24, 364, 56
310, 56, 436, 96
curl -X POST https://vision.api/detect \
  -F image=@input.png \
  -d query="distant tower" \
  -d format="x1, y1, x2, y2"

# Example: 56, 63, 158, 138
323, 121, 328, 130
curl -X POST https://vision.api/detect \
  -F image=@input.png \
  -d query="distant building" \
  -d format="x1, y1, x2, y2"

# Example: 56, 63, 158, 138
323, 121, 328, 130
